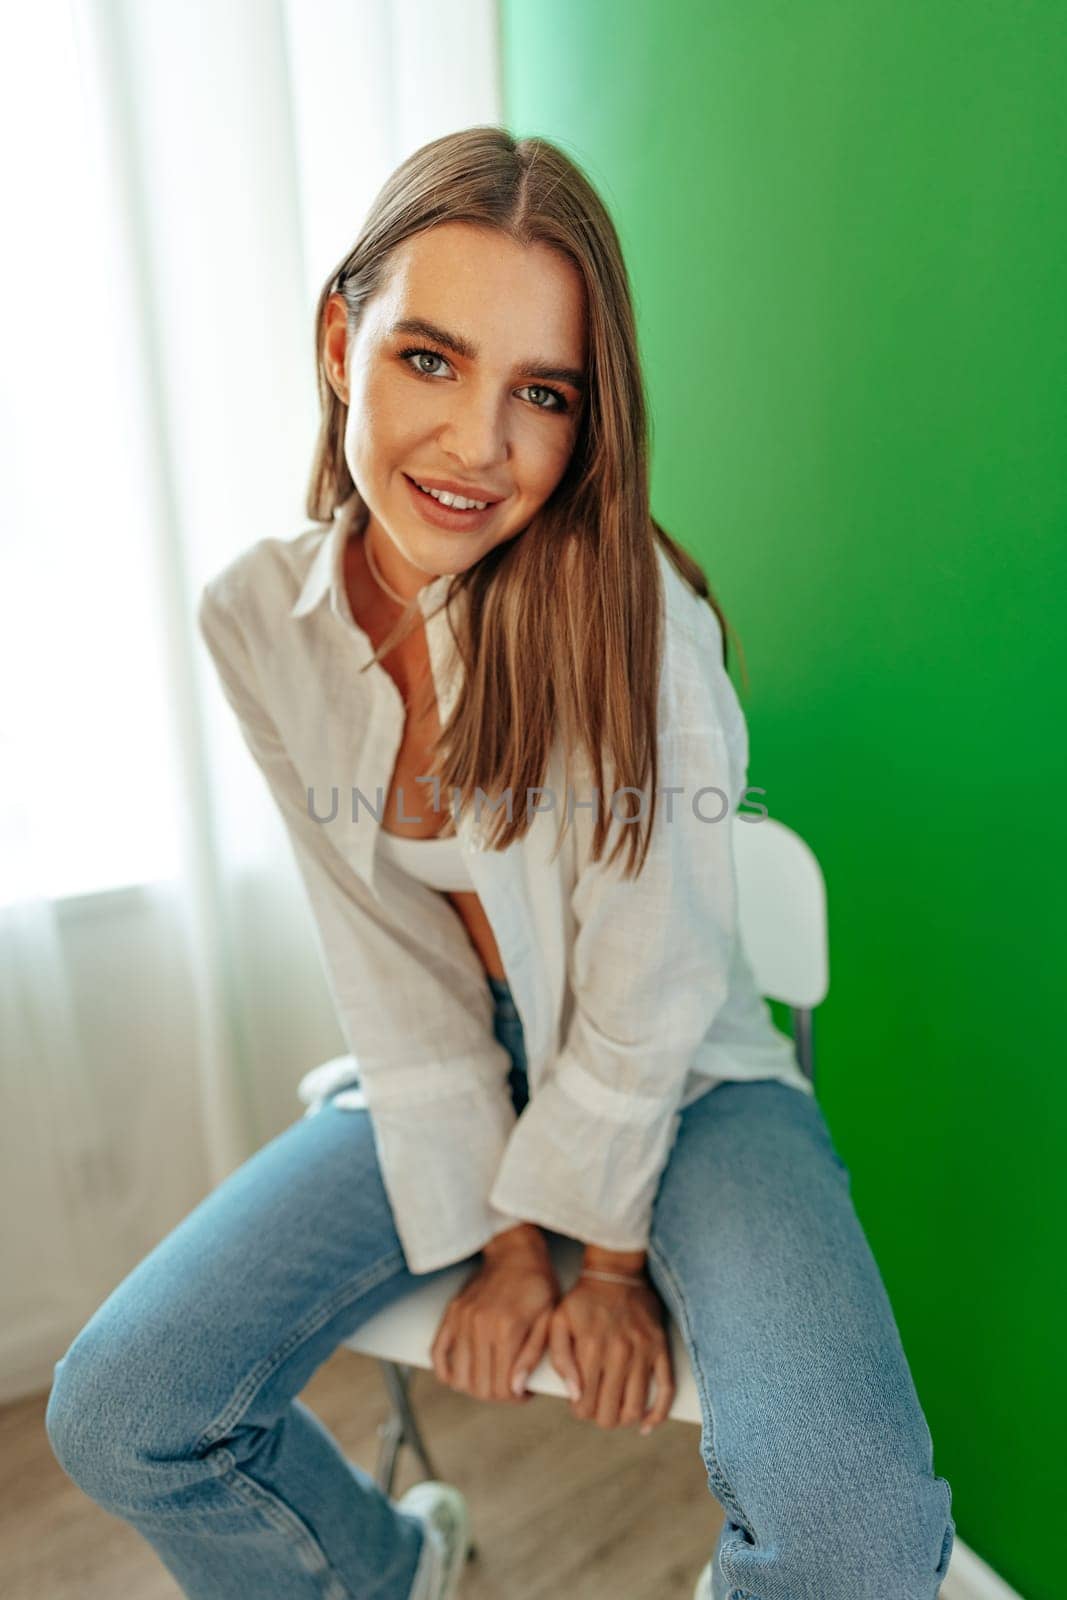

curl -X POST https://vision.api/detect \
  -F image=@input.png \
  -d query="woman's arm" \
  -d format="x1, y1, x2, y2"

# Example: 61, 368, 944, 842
197, 577, 529, 1273
481, 1221, 551, 1260
487, 621, 746, 1259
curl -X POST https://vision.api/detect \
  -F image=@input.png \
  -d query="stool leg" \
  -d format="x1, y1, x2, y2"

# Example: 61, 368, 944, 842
373, 1360, 479, 1562
372, 1370, 403, 1496
791, 1004, 816, 1086
375, 1360, 441, 1491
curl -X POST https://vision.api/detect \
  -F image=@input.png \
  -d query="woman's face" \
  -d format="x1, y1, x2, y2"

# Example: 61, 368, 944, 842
323, 221, 588, 600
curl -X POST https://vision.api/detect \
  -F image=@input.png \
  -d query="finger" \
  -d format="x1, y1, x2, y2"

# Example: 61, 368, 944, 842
620, 1354, 651, 1428
490, 1325, 512, 1402
510, 1308, 552, 1398
548, 1307, 583, 1403
430, 1315, 455, 1387
572, 1337, 602, 1422
488, 1318, 524, 1404
640, 1346, 675, 1434
595, 1340, 630, 1430
451, 1313, 473, 1394
471, 1313, 494, 1401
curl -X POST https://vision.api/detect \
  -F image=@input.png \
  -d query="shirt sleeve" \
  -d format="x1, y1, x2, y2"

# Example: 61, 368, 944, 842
488, 624, 745, 1254
197, 577, 527, 1274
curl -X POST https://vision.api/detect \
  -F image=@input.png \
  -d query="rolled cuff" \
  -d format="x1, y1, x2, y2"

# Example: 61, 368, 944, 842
365, 1071, 527, 1275
488, 1054, 685, 1253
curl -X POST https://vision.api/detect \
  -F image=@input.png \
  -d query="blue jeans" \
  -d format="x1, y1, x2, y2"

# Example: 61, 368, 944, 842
46, 975, 953, 1599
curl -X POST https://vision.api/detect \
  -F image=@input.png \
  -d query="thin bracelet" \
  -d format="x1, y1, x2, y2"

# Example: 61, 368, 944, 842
580, 1268, 646, 1287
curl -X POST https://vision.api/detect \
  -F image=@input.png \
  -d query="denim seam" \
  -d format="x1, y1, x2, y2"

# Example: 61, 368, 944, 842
193, 1247, 406, 1457
211, 1448, 355, 1600
718, 1538, 759, 1600
936, 1511, 956, 1581
646, 1237, 752, 1535
213, 1447, 427, 1600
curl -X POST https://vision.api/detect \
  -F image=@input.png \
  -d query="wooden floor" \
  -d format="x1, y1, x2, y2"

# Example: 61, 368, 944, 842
2, 1347, 722, 1599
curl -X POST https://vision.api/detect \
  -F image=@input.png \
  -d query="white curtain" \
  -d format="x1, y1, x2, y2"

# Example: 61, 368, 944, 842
0, 0, 503, 1404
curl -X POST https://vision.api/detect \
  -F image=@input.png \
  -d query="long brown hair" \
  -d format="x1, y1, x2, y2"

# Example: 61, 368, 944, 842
307, 126, 743, 878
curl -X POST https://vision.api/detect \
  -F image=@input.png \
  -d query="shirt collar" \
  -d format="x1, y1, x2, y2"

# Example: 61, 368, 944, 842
289, 492, 454, 624
289, 513, 343, 619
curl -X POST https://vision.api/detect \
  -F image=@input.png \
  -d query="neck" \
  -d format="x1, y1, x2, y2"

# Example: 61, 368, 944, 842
365, 527, 433, 607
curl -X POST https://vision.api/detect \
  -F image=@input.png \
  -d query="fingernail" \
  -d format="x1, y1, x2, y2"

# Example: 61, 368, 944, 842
566, 1378, 581, 1402
511, 1369, 528, 1396
639, 1422, 652, 1436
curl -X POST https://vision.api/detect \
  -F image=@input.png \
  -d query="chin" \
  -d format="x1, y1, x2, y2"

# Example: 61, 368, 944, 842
406, 525, 483, 569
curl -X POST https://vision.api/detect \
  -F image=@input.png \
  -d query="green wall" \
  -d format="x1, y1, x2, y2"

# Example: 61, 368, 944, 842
499, 4, 1066, 1595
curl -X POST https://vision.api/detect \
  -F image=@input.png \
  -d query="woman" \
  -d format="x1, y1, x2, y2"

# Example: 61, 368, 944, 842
45, 127, 954, 1600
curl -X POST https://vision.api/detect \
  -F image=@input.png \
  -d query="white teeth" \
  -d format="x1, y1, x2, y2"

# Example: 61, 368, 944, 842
416, 482, 489, 511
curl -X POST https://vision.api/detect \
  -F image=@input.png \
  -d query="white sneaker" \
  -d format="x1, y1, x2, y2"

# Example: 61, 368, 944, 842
691, 1557, 712, 1599
395, 1479, 471, 1600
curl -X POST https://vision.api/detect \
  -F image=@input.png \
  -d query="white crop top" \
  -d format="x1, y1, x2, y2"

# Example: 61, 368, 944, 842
376, 827, 475, 892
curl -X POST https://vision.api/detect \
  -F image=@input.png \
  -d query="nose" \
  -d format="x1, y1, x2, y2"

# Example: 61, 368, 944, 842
439, 388, 510, 476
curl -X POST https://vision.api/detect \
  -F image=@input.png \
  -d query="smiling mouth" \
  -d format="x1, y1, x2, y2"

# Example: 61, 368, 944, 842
404, 475, 503, 511
403, 479, 508, 533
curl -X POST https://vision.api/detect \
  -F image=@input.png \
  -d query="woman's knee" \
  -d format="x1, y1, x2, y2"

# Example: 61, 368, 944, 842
46, 1320, 135, 1508
45, 1308, 191, 1516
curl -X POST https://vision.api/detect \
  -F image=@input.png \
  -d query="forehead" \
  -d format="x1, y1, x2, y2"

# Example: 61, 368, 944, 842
373, 222, 587, 363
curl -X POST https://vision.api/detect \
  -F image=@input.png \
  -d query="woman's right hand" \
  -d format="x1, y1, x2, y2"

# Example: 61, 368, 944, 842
430, 1224, 559, 1405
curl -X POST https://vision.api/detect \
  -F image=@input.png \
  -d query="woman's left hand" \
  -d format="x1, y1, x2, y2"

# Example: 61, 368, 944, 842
548, 1275, 675, 1434
431, 1231, 560, 1405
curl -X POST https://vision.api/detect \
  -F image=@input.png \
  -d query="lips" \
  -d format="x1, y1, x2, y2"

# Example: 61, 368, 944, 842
406, 473, 504, 505
403, 474, 502, 531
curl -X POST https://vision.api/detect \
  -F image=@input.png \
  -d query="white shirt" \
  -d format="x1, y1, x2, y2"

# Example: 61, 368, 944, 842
197, 497, 813, 1274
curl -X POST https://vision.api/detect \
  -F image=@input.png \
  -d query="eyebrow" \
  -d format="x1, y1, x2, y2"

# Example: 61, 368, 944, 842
390, 316, 587, 394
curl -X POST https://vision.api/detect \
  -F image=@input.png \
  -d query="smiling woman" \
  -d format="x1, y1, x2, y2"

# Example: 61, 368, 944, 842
46, 125, 954, 1600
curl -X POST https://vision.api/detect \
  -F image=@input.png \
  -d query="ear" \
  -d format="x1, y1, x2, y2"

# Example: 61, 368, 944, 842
322, 293, 350, 403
